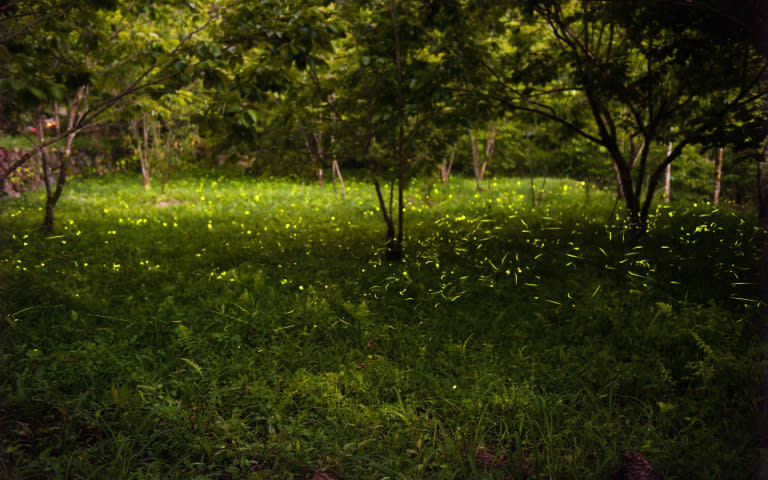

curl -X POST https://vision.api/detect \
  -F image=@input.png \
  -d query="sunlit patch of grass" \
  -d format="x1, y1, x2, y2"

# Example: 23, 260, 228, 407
0, 171, 761, 479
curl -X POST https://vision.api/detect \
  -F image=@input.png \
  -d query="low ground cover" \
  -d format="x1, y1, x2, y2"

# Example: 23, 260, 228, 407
0, 172, 762, 479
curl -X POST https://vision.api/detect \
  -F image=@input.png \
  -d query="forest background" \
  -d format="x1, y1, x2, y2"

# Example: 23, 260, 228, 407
2, 1, 768, 479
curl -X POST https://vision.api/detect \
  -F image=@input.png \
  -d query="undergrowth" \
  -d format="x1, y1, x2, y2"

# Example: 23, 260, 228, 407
0, 171, 761, 479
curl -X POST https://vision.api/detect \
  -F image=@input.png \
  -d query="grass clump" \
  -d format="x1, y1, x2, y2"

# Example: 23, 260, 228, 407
0, 172, 761, 479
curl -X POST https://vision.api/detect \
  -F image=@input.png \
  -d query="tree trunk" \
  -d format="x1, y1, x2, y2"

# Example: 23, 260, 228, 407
469, 129, 484, 191
612, 161, 625, 199
39, 86, 88, 232
526, 128, 537, 208
389, 1, 405, 261
42, 198, 57, 232
332, 159, 346, 198
141, 113, 151, 189
529, 158, 537, 209
440, 144, 455, 183
161, 127, 175, 195
36, 109, 61, 233
663, 142, 672, 203
303, 134, 324, 186
132, 114, 151, 189
759, 158, 768, 224
483, 124, 496, 188
637, 141, 687, 235
611, 157, 643, 233
314, 132, 325, 186
713, 146, 723, 205
370, 167, 398, 259
42, 153, 67, 233
389, 178, 403, 261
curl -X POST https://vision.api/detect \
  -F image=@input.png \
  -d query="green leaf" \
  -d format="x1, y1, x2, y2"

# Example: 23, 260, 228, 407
48, 85, 64, 101
27, 86, 46, 100
9, 78, 27, 90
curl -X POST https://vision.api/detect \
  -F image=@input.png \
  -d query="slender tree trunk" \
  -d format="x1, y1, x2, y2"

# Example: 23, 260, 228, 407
713, 147, 723, 205
42, 150, 67, 233
329, 107, 340, 194
759, 158, 768, 223
663, 142, 672, 203
161, 127, 174, 195
440, 144, 455, 183
38, 88, 85, 232
39, 142, 54, 232
483, 124, 495, 188
332, 158, 346, 198
314, 132, 325, 186
612, 161, 625, 199
53, 101, 60, 136
529, 157, 537, 209
132, 113, 152, 189
389, 1, 405, 260
370, 167, 396, 254
526, 128, 537, 208
303, 133, 324, 186
469, 129, 484, 191
36, 108, 60, 233
37, 108, 52, 196
141, 113, 151, 189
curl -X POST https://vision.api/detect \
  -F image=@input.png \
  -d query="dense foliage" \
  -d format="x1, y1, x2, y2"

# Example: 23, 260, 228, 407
2, 0, 766, 238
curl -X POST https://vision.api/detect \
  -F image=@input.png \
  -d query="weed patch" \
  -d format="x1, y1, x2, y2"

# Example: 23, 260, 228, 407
0, 173, 761, 478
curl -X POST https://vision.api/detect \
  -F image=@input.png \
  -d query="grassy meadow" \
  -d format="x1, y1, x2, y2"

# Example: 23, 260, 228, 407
0, 171, 762, 479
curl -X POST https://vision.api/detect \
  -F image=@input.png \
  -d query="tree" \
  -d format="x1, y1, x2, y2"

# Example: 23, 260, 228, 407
466, 0, 767, 233
0, 0, 213, 230
202, 0, 453, 259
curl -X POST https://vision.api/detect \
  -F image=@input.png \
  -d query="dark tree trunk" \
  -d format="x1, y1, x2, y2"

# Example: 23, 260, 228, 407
371, 166, 401, 261
42, 195, 57, 233
36, 109, 65, 233
41, 150, 67, 233
38, 86, 87, 232
614, 159, 644, 234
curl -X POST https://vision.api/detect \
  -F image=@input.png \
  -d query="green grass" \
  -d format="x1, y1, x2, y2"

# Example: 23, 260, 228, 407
0, 171, 762, 479
0, 134, 37, 149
